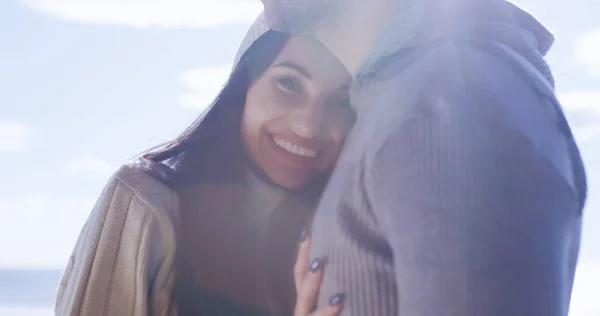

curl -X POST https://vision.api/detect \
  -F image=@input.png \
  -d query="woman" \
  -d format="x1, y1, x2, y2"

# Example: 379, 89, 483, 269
55, 25, 354, 316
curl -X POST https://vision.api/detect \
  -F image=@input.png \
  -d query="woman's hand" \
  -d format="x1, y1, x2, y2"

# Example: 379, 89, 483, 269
293, 231, 345, 316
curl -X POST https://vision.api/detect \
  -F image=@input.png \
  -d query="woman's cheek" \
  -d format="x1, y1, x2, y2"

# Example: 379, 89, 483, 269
260, 89, 293, 114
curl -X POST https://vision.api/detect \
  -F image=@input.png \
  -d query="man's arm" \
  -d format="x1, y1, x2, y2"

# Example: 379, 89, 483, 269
364, 84, 582, 315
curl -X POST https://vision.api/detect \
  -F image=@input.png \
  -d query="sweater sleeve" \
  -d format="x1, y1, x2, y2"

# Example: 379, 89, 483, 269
55, 174, 172, 316
365, 87, 582, 315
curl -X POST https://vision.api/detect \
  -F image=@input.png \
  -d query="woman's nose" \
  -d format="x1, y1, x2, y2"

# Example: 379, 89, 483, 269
289, 104, 323, 139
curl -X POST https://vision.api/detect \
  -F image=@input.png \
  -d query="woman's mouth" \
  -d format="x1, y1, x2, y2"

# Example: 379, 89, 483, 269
273, 137, 317, 158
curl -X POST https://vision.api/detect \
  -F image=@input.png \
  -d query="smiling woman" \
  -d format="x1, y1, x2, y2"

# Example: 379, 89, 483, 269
55, 28, 354, 316
241, 36, 352, 189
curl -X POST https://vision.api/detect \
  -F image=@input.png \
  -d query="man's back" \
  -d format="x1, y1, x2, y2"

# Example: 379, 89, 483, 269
308, 2, 586, 315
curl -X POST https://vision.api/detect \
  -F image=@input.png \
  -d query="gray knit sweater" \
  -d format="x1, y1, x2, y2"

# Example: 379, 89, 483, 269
307, 1, 586, 315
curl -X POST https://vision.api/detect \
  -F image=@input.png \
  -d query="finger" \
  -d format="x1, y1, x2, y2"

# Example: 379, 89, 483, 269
309, 294, 345, 316
294, 258, 324, 316
294, 230, 311, 291
310, 305, 342, 316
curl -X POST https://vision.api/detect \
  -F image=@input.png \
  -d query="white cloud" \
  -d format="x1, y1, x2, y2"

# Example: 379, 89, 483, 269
574, 28, 600, 77
569, 260, 600, 316
559, 89, 600, 143
0, 122, 33, 152
21, 0, 262, 29
178, 64, 232, 111
0, 194, 96, 269
64, 156, 113, 179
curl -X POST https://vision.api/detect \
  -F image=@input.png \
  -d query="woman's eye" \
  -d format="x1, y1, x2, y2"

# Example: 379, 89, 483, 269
276, 77, 301, 93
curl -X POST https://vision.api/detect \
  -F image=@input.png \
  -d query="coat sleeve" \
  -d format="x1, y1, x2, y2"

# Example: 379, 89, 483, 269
55, 173, 174, 316
364, 55, 583, 315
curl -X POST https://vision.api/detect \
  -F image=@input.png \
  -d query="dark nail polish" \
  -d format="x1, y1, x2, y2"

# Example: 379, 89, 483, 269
300, 230, 309, 242
310, 258, 322, 272
329, 293, 345, 306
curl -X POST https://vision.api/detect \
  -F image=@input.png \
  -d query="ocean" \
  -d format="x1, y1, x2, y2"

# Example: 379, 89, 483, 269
0, 270, 60, 316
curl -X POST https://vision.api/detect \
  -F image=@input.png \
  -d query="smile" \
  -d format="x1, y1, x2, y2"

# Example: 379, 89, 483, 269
273, 137, 317, 158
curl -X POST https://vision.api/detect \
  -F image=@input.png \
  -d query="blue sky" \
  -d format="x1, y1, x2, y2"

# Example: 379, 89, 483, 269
0, 0, 598, 314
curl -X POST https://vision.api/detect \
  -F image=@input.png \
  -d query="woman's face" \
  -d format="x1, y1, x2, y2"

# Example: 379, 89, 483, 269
241, 36, 353, 190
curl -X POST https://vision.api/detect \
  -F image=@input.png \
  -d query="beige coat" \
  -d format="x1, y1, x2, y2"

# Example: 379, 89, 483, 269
55, 162, 179, 315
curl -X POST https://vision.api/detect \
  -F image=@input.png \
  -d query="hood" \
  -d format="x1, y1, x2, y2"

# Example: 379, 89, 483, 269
233, 13, 270, 69
504, 2, 554, 56
416, 0, 556, 85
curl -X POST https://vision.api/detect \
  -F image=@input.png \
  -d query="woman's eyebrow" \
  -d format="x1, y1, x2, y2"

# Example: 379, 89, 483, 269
272, 61, 312, 79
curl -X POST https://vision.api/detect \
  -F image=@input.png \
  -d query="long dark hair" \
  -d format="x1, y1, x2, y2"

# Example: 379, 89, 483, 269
143, 31, 328, 315
144, 30, 288, 169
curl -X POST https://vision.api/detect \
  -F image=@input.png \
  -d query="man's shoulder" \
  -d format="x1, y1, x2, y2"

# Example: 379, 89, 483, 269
357, 40, 550, 144
369, 39, 561, 126
361, 41, 585, 208
387, 40, 542, 96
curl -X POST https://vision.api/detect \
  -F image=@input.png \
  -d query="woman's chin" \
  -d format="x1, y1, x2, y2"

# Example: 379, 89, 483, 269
269, 172, 313, 191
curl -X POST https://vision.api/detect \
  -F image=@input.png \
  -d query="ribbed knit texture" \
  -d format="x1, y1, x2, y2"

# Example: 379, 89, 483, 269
55, 162, 179, 316
308, 1, 586, 315
55, 157, 313, 316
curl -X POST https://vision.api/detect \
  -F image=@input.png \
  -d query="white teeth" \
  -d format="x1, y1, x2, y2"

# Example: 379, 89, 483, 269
273, 138, 317, 158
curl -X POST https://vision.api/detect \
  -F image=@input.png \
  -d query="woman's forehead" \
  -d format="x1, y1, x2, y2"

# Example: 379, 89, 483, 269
274, 36, 350, 84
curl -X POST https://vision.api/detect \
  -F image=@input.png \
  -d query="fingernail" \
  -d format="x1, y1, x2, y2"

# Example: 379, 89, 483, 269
300, 230, 309, 242
310, 258, 323, 272
329, 293, 345, 306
